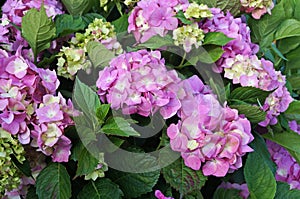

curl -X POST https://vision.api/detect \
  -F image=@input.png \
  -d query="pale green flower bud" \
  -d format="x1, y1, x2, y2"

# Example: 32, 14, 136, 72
84, 153, 108, 181
0, 128, 25, 196
184, 3, 213, 19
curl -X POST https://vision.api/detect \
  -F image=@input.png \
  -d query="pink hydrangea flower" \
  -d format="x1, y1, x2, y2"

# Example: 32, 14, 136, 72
0, 47, 75, 162
167, 76, 254, 177
96, 50, 181, 118
128, 0, 188, 43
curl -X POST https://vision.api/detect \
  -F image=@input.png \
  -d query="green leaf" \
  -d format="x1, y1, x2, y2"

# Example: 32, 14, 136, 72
185, 190, 204, 199
86, 41, 116, 68
55, 14, 86, 37
162, 158, 207, 195
10, 155, 32, 177
203, 32, 233, 46
82, 13, 106, 26
188, 45, 224, 64
36, 163, 71, 199
244, 149, 276, 199
278, 36, 300, 54
275, 19, 300, 40
271, 43, 288, 61
295, 0, 300, 20
21, 6, 56, 63
275, 182, 300, 199
96, 104, 111, 123
175, 10, 193, 24
263, 130, 300, 165
137, 35, 174, 49
229, 86, 272, 105
284, 100, 300, 122
230, 104, 267, 123
61, 0, 94, 16
101, 117, 140, 137
288, 75, 300, 90
112, 14, 129, 33
286, 46, 300, 70
78, 178, 123, 199
109, 169, 160, 198
250, 133, 276, 175
72, 141, 99, 177
213, 188, 242, 199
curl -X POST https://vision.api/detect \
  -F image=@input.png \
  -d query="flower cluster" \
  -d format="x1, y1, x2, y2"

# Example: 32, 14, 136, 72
267, 139, 300, 190
184, 3, 213, 19
218, 182, 250, 199
200, 8, 293, 126
57, 18, 122, 79
128, 0, 189, 43
96, 50, 181, 118
173, 23, 205, 52
155, 190, 174, 199
167, 76, 254, 176
0, 47, 76, 162
0, 129, 25, 196
240, 0, 274, 19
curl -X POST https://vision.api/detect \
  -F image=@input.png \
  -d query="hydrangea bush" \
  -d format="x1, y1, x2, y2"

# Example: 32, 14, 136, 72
1, 0, 300, 198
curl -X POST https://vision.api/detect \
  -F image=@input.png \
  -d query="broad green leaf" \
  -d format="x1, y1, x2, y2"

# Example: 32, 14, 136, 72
188, 45, 224, 65
55, 14, 86, 37
284, 100, 300, 122
61, 0, 94, 16
203, 32, 233, 46
162, 158, 207, 195
78, 178, 123, 199
286, 46, 300, 70
175, 10, 193, 24
108, 168, 160, 198
185, 190, 204, 199
230, 104, 267, 123
96, 104, 111, 123
250, 133, 276, 175
287, 75, 300, 90
10, 155, 32, 177
112, 14, 129, 33
193, 0, 241, 16
275, 182, 300, 199
82, 13, 106, 26
229, 86, 272, 105
137, 35, 174, 49
213, 188, 242, 199
101, 117, 140, 137
21, 6, 56, 63
279, 36, 300, 57
71, 141, 99, 177
86, 41, 116, 68
36, 163, 71, 199
263, 130, 300, 165
271, 43, 288, 61
295, 0, 300, 20
244, 150, 276, 199
275, 19, 300, 40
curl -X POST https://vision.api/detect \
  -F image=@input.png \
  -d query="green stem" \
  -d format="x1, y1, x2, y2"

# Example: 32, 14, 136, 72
177, 52, 187, 69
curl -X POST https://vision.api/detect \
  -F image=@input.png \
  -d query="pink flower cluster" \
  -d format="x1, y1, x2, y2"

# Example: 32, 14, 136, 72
0, 47, 76, 162
167, 76, 254, 177
200, 8, 293, 126
96, 50, 181, 118
218, 182, 250, 199
128, 0, 189, 42
155, 190, 174, 199
267, 139, 300, 190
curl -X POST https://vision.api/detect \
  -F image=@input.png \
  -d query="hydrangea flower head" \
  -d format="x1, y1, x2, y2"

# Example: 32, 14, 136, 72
173, 23, 205, 52
184, 3, 213, 19
240, 0, 274, 19
96, 50, 181, 118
